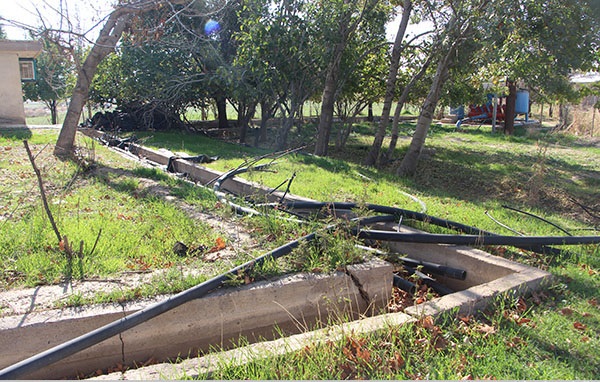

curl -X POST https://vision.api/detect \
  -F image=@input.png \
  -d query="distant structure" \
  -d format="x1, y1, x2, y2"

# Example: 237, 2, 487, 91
0, 40, 42, 125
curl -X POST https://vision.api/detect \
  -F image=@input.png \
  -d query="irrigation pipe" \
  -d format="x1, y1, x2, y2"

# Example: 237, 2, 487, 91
393, 274, 417, 294
355, 245, 466, 280
485, 210, 524, 236
356, 230, 600, 247
502, 205, 572, 236
403, 267, 455, 296
282, 201, 569, 256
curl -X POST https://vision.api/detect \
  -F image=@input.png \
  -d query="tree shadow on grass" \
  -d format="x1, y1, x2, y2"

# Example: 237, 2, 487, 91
0, 127, 33, 141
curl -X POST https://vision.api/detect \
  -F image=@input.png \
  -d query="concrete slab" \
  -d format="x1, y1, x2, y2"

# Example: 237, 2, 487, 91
0, 259, 393, 379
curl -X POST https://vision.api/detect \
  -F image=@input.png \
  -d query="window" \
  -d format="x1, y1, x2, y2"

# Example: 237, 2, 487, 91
19, 59, 36, 82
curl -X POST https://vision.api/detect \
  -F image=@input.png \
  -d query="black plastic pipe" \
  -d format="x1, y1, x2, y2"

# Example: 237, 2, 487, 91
400, 258, 466, 280
356, 229, 600, 246
0, 232, 317, 379
355, 244, 466, 280
283, 201, 573, 256
392, 274, 417, 294
404, 267, 455, 296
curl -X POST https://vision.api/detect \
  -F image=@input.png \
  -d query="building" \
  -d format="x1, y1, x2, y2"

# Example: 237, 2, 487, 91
0, 39, 42, 125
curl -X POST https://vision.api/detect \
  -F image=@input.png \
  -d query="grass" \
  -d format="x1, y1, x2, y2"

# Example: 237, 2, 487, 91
0, 128, 227, 288
2, 121, 600, 379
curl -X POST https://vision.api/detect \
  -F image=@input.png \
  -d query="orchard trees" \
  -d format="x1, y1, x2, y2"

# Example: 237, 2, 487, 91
395, 0, 599, 176
312, 0, 387, 156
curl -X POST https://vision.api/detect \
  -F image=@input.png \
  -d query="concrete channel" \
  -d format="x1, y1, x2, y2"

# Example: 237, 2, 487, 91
0, 129, 553, 379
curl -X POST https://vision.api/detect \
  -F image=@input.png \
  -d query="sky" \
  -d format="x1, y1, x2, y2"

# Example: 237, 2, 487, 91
1, 0, 427, 42
0, 0, 114, 40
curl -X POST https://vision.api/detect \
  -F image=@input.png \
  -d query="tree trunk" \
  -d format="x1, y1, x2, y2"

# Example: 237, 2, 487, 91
335, 117, 354, 149
47, 100, 58, 125
313, 61, 339, 156
364, 0, 413, 166
255, 100, 274, 146
367, 103, 373, 122
314, 0, 374, 157
504, 80, 516, 135
216, 95, 229, 129
238, 101, 256, 144
382, 54, 432, 163
54, 8, 132, 157
397, 50, 452, 177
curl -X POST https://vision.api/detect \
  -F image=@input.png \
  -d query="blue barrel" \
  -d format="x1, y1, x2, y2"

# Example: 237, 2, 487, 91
515, 90, 529, 114
515, 90, 529, 121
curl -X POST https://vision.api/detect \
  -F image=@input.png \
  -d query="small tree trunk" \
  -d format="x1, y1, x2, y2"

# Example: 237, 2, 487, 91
314, 0, 374, 157
216, 96, 229, 129
50, 100, 58, 125
397, 48, 452, 177
238, 101, 256, 144
364, 0, 413, 166
504, 80, 517, 135
383, 54, 431, 162
255, 100, 273, 146
367, 103, 374, 122
54, 8, 132, 157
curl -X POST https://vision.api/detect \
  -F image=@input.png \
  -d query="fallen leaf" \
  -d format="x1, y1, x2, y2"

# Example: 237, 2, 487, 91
459, 315, 472, 324
475, 323, 497, 337
421, 316, 436, 331
516, 317, 533, 326
589, 298, 598, 307
573, 322, 587, 331
516, 297, 527, 312
560, 307, 574, 316
207, 237, 226, 253
388, 352, 405, 371
581, 336, 590, 343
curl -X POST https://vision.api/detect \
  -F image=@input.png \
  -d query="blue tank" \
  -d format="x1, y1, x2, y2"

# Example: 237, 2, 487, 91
515, 90, 529, 121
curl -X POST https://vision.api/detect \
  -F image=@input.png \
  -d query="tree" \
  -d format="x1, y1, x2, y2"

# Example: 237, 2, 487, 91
23, 39, 75, 124
363, 0, 413, 166
334, 41, 389, 149
54, 0, 196, 157
0, 25, 6, 39
312, 0, 383, 157
396, 0, 599, 176
471, 0, 599, 134
382, 49, 432, 162
236, 0, 324, 150
397, 0, 491, 176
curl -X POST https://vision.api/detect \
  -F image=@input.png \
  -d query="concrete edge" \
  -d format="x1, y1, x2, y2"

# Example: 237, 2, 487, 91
90, 311, 416, 380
